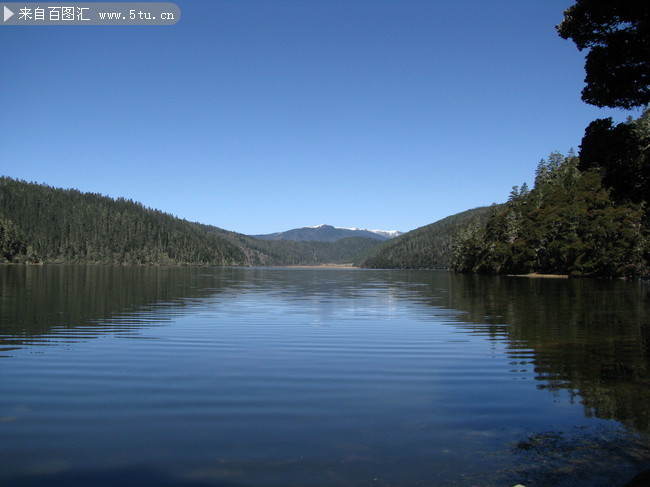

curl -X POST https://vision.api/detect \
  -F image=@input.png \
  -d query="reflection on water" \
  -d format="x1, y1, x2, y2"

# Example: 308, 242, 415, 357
0, 265, 648, 486
446, 274, 650, 431
0, 265, 214, 354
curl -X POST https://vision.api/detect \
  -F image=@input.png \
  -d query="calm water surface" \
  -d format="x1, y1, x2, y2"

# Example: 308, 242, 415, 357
1, 266, 649, 486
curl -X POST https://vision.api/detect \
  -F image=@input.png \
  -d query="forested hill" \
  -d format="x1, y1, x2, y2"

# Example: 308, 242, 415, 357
228, 231, 382, 266
0, 177, 250, 265
0, 177, 381, 266
452, 150, 649, 278
253, 224, 399, 242
366, 3, 650, 278
358, 206, 495, 269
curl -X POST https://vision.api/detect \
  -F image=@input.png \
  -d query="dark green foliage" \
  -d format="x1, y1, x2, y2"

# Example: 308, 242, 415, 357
0, 217, 27, 262
232, 233, 382, 266
252, 225, 390, 242
548, 4, 650, 276
192, 224, 381, 266
0, 177, 249, 265
578, 109, 650, 205
452, 152, 648, 277
557, 0, 650, 109
0, 177, 379, 266
359, 206, 495, 269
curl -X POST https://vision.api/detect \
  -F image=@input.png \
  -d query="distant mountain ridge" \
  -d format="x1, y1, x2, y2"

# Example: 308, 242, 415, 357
252, 224, 402, 242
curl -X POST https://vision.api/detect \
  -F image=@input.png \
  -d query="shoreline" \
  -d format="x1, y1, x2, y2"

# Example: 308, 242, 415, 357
508, 272, 569, 278
278, 263, 359, 269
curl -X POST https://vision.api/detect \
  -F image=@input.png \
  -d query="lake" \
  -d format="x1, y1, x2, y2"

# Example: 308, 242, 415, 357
1, 265, 649, 486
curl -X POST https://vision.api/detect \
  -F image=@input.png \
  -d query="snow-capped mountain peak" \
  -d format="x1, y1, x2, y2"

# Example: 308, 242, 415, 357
334, 226, 402, 238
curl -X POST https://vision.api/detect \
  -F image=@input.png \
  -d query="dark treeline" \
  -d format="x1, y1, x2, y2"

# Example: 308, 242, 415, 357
452, 144, 649, 277
0, 177, 381, 266
0, 177, 249, 265
367, 0, 650, 278
359, 206, 495, 269
240, 234, 382, 266
360, 128, 648, 277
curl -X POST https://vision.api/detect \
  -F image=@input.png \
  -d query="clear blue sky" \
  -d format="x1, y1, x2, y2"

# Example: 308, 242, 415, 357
1, 0, 637, 235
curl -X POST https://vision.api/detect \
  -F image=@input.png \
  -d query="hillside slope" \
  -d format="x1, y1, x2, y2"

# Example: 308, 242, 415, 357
252, 224, 400, 242
0, 177, 381, 266
0, 177, 250, 265
452, 152, 649, 278
359, 206, 496, 269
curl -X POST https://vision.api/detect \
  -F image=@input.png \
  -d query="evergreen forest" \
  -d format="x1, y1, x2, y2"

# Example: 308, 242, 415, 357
0, 177, 380, 266
451, 147, 648, 277
358, 206, 495, 269
2, 1, 648, 277
370, 1, 650, 278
